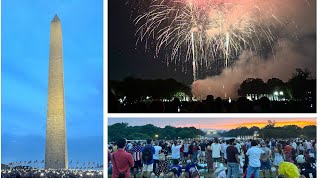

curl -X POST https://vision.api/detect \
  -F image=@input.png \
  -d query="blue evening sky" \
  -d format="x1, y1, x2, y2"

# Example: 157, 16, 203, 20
2, 0, 103, 165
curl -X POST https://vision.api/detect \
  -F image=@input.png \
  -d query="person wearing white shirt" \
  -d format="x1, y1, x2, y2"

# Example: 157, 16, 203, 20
211, 137, 221, 170
171, 140, 184, 165
292, 141, 297, 150
127, 141, 133, 151
246, 140, 264, 178
221, 141, 228, 163
296, 152, 305, 164
153, 141, 162, 174
306, 141, 312, 153
183, 142, 189, 162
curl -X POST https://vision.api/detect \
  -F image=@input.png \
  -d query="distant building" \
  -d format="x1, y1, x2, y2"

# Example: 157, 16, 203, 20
237, 131, 260, 140
246, 92, 286, 101
207, 130, 218, 135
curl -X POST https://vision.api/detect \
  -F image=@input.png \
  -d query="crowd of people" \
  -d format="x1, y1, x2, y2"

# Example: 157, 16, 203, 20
109, 95, 315, 113
1, 168, 103, 178
108, 137, 317, 178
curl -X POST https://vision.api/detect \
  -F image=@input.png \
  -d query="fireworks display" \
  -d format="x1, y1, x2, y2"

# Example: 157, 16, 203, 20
131, 0, 296, 82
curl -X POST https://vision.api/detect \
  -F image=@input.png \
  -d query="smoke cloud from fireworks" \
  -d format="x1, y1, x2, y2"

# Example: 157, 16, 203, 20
191, 0, 316, 99
192, 37, 316, 99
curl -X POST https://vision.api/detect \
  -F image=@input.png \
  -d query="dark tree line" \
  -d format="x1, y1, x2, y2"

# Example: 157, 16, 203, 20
108, 123, 205, 142
238, 68, 316, 101
219, 121, 316, 139
109, 77, 191, 101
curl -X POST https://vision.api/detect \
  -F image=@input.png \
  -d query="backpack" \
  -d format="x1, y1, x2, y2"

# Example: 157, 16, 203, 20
142, 146, 153, 162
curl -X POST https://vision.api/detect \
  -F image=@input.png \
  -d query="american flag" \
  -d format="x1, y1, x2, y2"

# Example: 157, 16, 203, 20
131, 145, 142, 161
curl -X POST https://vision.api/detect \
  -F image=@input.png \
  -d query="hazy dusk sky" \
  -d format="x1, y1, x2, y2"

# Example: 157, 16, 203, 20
108, 118, 316, 130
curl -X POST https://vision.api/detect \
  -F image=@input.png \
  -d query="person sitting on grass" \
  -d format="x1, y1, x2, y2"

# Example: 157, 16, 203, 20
169, 161, 182, 177
185, 159, 198, 178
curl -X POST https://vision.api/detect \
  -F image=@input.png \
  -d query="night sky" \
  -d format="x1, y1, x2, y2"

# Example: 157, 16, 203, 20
108, 0, 316, 88
108, 0, 194, 85
2, 0, 103, 165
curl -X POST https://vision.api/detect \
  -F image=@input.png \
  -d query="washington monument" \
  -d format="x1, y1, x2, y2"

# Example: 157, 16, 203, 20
45, 15, 68, 169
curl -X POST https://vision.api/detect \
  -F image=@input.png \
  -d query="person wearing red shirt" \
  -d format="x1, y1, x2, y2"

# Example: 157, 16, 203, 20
111, 138, 134, 178
284, 142, 293, 162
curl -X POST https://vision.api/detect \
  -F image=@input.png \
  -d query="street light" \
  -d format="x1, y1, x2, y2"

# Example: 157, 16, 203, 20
279, 91, 284, 96
155, 134, 159, 139
274, 91, 279, 96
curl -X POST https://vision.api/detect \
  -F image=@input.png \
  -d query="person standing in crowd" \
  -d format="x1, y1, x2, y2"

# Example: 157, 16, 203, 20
111, 138, 134, 178
246, 140, 264, 178
131, 142, 143, 178
153, 141, 162, 175
284, 142, 293, 162
200, 140, 207, 163
206, 141, 213, 172
127, 141, 133, 152
156, 144, 169, 176
296, 151, 306, 165
179, 143, 184, 164
185, 159, 198, 178
246, 139, 252, 150
141, 139, 155, 178
312, 140, 316, 161
192, 141, 199, 163
171, 140, 184, 165
211, 137, 221, 171
220, 140, 226, 163
223, 140, 230, 164
298, 142, 305, 155
188, 141, 194, 162
260, 142, 273, 178
273, 143, 285, 176
226, 138, 240, 178
305, 140, 312, 154
292, 140, 297, 152
291, 140, 297, 164
183, 141, 189, 163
